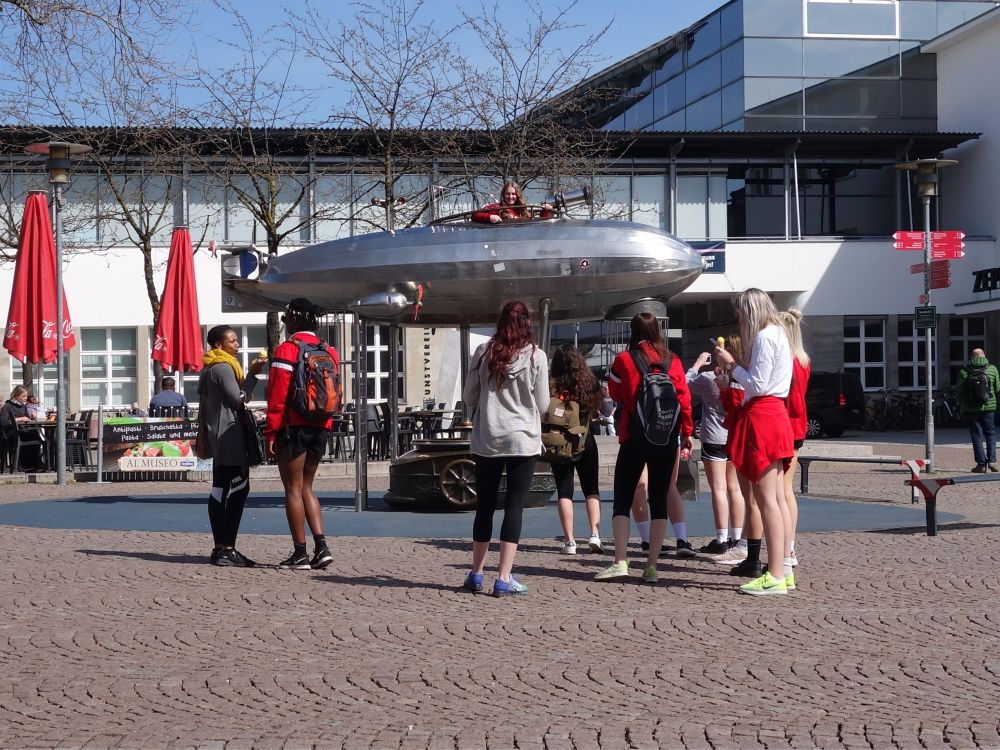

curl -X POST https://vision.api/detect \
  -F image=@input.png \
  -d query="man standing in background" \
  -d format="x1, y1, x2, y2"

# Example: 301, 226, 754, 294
955, 348, 1000, 473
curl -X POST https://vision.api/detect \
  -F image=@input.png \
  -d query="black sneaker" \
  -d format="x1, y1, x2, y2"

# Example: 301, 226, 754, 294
730, 559, 764, 577
278, 551, 311, 570
231, 549, 256, 568
972, 464, 987, 474
640, 540, 672, 558
211, 548, 246, 567
675, 539, 697, 558
310, 547, 333, 570
699, 539, 729, 554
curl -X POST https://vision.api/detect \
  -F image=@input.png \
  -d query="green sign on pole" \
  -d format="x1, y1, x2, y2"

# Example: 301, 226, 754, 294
915, 305, 937, 331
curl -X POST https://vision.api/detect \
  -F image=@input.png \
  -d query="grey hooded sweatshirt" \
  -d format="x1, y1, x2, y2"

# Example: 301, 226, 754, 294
463, 342, 549, 457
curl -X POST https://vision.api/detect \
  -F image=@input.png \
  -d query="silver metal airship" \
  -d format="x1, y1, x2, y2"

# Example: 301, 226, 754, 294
221, 214, 705, 325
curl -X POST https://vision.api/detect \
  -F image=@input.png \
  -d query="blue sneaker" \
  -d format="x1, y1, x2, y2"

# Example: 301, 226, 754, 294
462, 571, 484, 593
492, 576, 527, 597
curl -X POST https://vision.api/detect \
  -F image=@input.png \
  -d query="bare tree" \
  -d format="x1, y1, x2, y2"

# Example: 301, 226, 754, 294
460, 0, 619, 206
183, 2, 352, 350
291, 0, 472, 230
0, 0, 187, 125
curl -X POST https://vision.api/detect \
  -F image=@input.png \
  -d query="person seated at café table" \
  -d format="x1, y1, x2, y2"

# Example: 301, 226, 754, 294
25, 394, 42, 420
1, 386, 43, 471
472, 181, 554, 224
148, 376, 189, 418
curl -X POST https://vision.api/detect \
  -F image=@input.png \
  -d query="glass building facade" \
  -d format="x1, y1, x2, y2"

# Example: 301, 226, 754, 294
596, 0, 997, 133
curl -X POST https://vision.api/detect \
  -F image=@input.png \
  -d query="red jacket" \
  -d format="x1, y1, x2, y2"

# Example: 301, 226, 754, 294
265, 331, 341, 441
786, 359, 810, 441
471, 203, 553, 223
608, 341, 692, 444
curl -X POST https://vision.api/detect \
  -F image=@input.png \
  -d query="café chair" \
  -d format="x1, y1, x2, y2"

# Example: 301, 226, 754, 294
12, 426, 45, 473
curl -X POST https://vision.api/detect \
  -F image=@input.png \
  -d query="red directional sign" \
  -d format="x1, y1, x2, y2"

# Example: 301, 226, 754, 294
930, 248, 965, 261
910, 260, 950, 275
930, 277, 951, 290
894, 229, 966, 251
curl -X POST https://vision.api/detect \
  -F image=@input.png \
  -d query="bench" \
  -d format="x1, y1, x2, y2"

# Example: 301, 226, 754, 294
906, 472, 1000, 536
797, 455, 904, 495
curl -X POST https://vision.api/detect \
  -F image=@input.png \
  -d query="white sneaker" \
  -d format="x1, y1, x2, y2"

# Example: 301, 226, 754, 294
562, 541, 577, 555
789, 554, 799, 567
587, 535, 603, 553
711, 546, 748, 566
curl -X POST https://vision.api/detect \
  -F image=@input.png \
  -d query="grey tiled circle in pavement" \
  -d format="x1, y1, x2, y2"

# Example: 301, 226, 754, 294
2, 434, 1000, 748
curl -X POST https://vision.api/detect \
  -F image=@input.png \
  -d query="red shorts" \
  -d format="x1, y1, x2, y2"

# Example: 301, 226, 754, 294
728, 396, 794, 484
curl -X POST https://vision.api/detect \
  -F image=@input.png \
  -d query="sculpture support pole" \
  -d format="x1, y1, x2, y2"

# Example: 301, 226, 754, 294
354, 315, 368, 512
538, 297, 553, 354
459, 325, 471, 421
388, 323, 399, 461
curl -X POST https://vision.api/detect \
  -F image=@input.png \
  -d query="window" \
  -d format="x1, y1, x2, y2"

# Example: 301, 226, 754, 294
352, 324, 404, 402
80, 328, 138, 407
948, 317, 986, 384
804, 0, 899, 39
896, 317, 936, 389
167, 324, 267, 405
676, 174, 727, 240
843, 318, 885, 390
8, 359, 68, 413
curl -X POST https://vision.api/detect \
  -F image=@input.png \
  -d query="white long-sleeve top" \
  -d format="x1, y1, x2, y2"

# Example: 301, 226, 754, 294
731, 324, 792, 400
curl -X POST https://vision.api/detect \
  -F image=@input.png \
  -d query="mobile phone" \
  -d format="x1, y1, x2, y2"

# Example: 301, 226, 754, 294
706, 353, 712, 365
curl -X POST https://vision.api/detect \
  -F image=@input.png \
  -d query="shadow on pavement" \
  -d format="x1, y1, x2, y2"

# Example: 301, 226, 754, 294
864, 521, 1000, 535
78, 548, 207, 565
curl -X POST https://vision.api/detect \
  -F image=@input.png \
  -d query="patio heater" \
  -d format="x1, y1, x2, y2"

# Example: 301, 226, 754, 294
24, 141, 93, 486
896, 158, 957, 474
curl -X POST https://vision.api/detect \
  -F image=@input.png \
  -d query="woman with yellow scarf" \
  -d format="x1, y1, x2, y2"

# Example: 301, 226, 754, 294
198, 324, 263, 567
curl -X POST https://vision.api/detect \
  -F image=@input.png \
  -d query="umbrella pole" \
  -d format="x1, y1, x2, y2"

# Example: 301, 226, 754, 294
54, 183, 67, 486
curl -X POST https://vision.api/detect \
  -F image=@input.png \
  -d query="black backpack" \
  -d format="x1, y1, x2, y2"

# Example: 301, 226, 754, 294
966, 366, 991, 407
627, 349, 680, 453
289, 339, 342, 423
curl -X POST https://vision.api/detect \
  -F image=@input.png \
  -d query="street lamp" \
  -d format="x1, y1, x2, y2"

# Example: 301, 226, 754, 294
24, 141, 93, 485
896, 158, 958, 473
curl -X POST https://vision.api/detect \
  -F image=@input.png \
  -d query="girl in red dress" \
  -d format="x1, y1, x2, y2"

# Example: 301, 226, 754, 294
780, 308, 811, 568
714, 289, 795, 596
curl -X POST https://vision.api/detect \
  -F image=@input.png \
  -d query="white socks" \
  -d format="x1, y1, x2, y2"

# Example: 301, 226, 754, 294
636, 520, 650, 544
716, 529, 728, 543
672, 521, 687, 542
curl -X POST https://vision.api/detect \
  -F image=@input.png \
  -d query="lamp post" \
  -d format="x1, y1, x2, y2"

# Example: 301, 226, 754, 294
24, 141, 92, 486
896, 158, 957, 473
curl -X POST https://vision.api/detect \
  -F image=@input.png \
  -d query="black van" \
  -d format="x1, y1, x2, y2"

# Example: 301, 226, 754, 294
805, 371, 865, 438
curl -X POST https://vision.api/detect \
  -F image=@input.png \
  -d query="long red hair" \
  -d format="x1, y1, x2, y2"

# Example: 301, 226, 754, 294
486, 300, 535, 388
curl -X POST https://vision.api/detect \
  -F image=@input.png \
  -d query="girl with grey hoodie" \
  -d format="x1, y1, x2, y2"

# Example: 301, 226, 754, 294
461, 300, 550, 597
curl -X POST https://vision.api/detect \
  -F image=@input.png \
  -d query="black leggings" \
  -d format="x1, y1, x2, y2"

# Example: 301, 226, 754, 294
612, 439, 677, 520
208, 464, 250, 547
551, 431, 600, 499
472, 454, 537, 544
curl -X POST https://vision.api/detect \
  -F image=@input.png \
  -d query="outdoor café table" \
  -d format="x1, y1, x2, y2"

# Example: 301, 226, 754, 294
407, 409, 456, 439
19, 420, 86, 471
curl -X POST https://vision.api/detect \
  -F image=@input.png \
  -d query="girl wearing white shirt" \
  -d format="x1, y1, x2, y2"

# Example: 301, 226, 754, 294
715, 289, 795, 596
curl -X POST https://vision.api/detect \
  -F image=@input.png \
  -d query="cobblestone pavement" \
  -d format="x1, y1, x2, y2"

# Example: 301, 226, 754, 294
2, 441, 1000, 749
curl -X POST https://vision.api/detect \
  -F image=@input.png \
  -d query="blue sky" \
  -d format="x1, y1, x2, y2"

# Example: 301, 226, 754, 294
177, 0, 728, 120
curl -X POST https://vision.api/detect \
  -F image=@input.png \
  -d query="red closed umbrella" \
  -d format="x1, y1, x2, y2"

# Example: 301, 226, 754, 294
3, 191, 76, 364
152, 227, 203, 373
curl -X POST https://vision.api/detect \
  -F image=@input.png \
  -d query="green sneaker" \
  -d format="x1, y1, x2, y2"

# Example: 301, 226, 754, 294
785, 572, 796, 591
594, 561, 630, 581
642, 565, 658, 584
739, 571, 787, 596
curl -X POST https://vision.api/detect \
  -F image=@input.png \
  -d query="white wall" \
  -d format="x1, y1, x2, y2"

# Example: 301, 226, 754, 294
928, 9, 1000, 241
0, 244, 266, 328
682, 238, 1000, 314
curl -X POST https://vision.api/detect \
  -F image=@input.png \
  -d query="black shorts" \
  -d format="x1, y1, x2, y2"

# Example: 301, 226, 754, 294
278, 425, 330, 459
793, 438, 805, 450
700, 441, 728, 462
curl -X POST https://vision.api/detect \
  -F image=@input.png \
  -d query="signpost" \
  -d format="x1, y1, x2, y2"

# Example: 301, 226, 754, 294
914, 305, 936, 331
910, 260, 950, 275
